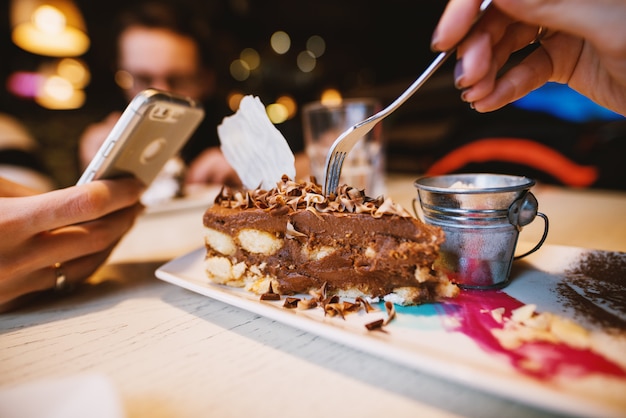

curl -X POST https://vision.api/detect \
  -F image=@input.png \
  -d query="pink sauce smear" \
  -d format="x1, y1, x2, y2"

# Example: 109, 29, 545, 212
439, 290, 626, 381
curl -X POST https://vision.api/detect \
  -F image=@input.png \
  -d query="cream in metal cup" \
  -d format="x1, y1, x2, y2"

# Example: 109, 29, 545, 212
413, 173, 549, 289
302, 98, 386, 196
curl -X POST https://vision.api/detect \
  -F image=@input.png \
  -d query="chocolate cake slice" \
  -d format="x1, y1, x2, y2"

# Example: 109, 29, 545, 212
202, 176, 458, 305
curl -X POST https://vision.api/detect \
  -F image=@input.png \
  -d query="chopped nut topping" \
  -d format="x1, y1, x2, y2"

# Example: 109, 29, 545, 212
491, 304, 592, 350
490, 307, 505, 324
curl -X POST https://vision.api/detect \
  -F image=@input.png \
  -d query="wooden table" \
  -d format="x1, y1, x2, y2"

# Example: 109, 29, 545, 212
1, 175, 625, 418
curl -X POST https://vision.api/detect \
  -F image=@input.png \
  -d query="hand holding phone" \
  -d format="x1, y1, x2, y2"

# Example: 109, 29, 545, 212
77, 89, 204, 186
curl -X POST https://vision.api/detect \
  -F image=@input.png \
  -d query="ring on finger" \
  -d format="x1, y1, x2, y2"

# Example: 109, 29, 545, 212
532, 26, 547, 44
53, 262, 69, 293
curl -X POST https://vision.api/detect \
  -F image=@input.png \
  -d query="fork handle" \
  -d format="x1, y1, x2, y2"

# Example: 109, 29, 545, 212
372, 0, 494, 122
323, 0, 493, 195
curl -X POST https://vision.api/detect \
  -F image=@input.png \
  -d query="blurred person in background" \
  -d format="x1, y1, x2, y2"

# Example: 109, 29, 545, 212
79, 0, 240, 189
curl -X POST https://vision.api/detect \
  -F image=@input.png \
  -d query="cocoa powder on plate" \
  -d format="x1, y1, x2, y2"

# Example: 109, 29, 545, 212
557, 251, 626, 332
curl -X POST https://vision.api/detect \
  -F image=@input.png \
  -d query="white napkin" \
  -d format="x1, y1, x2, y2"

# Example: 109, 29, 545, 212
0, 374, 125, 418
218, 95, 295, 190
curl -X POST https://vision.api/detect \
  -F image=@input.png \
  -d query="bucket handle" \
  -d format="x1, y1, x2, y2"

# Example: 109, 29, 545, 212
412, 195, 424, 221
414, 191, 549, 260
514, 211, 549, 260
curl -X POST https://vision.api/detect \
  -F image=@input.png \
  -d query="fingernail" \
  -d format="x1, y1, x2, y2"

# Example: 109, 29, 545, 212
454, 59, 464, 89
460, 89, 469, 102
469, 102, 475, 110
430, 28, 441, 51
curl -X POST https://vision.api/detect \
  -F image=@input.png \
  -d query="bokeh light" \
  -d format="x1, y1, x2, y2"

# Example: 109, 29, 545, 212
11, 1, 90, 57
114, 70, 134, 90
320, 88, 343, 105
240, 48, 260, 70
276, 95, 297, 119
297, 50, 316, 72
270, 31, 291, 54
42, 75, 73, 100
227, 91, 245, 112
56, 58, 89, 87
230, 59, 250, 81
6, 72, 41, 98
33, 5, 67, 35
266, 103, 288, 124
36, 75, 85, 109
306, 35, 325, 58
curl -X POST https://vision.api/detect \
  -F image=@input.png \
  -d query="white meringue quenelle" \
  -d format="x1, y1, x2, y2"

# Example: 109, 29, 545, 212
218, 95, 295, 190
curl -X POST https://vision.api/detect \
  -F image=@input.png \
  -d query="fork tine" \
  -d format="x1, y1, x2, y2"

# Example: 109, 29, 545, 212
332, 152, 346, 191
324, 151, 346, 195
333, 152, 346, 176
324, 154, 334, 194
324, 162, 336, 195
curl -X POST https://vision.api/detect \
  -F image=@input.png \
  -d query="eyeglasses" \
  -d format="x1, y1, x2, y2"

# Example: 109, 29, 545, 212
115, 69, 201, 93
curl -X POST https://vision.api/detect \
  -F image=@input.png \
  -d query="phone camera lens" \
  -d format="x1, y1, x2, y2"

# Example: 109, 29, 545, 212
153, 106, 169, 119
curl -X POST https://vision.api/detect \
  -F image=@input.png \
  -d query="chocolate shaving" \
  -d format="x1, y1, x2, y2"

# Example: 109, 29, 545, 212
260, 293, 281, 301
213, 177, 411, 218
383, 301, 396, 325
309, 282, 327, 302
324, 303, 344, 319
323, 300, 364, 319
342, 301, 362, 314
364, 301, 396, 331
327, 295, 340, 304
321, 295, 340, 311
260, 282, 281, 301
260, 293, 280, 301
297, 298, 318, 310
285, 221, 307, 239
365, 318, 385, 331
269, 205, 290, 216
283, 297, 300, 309
257, 278, 397, 330
356, 297, 376, 313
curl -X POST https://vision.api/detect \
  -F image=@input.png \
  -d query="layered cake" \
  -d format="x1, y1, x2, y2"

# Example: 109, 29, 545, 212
202, 176, 458, 305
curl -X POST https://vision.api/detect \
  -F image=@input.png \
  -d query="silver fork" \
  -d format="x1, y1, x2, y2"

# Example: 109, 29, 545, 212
322, 0, 493, 195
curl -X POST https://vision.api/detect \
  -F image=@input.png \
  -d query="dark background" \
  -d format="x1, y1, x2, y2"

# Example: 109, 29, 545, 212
2, 0, 625, 189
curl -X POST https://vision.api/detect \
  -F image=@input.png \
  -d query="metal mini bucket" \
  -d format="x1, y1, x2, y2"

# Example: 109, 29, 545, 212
413, 173, 549, 289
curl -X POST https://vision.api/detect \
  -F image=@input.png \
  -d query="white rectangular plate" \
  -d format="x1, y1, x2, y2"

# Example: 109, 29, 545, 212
156, 244, 626, 417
